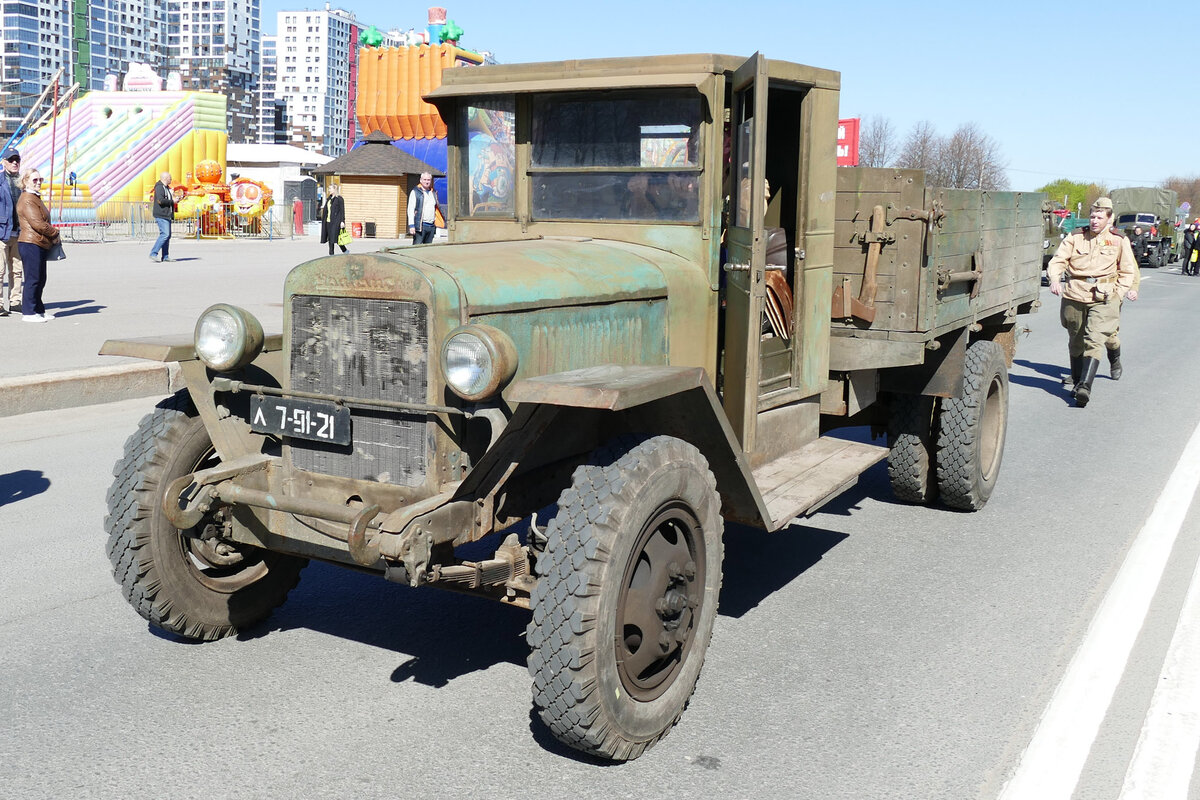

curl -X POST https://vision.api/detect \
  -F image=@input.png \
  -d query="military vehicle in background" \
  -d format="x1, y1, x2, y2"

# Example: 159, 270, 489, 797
1041, 204, 1088, 283
100, 53, 1043, 761
1111, 187, 1179, 267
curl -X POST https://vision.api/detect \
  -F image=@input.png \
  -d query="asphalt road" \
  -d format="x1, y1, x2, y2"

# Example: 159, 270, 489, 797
4, 265, 1200, 799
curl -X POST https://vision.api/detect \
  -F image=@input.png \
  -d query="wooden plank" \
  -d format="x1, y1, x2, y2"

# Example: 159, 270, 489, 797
754, 436, 889, 528
828, 334, 925, 371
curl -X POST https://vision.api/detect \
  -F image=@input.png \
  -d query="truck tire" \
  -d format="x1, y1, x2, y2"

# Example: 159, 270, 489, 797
105, 391, 307, 641
526, 435, 723, 761
887, 394, 938, 504
935, 340, 1009, 510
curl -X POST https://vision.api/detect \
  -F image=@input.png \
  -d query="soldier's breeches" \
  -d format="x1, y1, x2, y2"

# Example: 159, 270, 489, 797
1061, 296, 1120, 360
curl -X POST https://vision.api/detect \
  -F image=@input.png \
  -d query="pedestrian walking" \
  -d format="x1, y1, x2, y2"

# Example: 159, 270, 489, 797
1183, 224, 1197, 276
15, 169, 60, 323
319, 183, 347, 255
149, 172, 175, 263
1104, 223, 1140, 381
1, 147, 22, 315
1047, 197, 1138, 407
407, 172, 439, 245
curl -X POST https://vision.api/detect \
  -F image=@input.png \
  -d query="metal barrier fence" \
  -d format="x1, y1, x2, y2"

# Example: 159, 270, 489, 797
47, 200, 296, 242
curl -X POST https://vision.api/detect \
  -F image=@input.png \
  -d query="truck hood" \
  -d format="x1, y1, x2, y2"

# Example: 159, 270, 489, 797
396, 238, 674, 314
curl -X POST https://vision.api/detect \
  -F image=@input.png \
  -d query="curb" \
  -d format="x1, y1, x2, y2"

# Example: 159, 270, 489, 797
1, 362, 183, 417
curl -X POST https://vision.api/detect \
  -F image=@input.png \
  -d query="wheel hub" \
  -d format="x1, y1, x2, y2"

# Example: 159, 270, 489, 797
615, 501, 706, 702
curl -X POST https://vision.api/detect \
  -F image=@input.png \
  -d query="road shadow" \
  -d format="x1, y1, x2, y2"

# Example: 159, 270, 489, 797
45, 299, 105, 317
719, 522, 849, 618
1012, 358, 1075, 400
244, 555, 529, 688
1013, 357, 1067, 382
0, 469, 51, 507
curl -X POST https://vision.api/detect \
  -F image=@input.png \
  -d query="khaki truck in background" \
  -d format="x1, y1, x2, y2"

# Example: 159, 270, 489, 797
1111, 186, 1179, 267
101, 53, 1042, 761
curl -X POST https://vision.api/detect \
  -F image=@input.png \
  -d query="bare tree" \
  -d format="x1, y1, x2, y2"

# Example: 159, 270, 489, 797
857, 115, 895, 168
894, 120, 941, 174
894, 120, 1008, 190
1163, 174, 1200, 222
938, 123, 1009, 190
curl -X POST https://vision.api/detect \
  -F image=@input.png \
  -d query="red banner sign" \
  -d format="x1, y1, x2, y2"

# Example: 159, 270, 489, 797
837, 118, 859, 167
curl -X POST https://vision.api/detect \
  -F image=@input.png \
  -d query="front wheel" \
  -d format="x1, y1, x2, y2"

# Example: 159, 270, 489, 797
526, 435, 723, 761
935, 340, 1009, 510
105, 391, 307, 641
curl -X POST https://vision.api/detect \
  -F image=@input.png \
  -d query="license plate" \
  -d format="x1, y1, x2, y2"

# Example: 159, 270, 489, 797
250, 395, 351, 445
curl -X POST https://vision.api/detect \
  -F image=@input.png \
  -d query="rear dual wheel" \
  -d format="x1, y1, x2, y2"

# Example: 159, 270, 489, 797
886, 340, 1009, 511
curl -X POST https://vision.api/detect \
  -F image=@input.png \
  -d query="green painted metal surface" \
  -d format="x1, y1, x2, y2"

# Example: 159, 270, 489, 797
476, 299, 669, 392
401, 239, 674, 314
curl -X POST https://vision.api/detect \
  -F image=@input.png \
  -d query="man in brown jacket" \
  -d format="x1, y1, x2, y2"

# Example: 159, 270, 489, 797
1047, 197, 1138, 407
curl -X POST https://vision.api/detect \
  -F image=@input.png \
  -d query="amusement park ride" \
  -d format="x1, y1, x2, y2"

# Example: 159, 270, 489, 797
172, 159, 274, 236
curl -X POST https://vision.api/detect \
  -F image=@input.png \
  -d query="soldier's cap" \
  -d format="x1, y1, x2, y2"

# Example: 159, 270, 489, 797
1092, 197, 1113, 210
1, 147, 19, 162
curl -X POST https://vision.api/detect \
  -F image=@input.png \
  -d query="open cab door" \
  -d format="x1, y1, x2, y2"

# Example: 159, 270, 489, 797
721, 52, 769, 451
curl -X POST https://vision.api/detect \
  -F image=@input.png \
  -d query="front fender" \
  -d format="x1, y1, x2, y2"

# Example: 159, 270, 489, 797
101, 334, 285, 462
497, 365, 770, 527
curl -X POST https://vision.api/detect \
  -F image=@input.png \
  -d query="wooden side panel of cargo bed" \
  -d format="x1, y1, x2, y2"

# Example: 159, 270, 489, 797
831, 168, 927, 334
928, 188, 1042, 332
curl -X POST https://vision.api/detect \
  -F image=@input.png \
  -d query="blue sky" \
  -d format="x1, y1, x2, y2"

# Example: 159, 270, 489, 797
264, 0, 1193, 192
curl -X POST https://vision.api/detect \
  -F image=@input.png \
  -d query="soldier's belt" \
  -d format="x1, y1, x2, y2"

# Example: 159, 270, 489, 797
1068, 274, 1116, 285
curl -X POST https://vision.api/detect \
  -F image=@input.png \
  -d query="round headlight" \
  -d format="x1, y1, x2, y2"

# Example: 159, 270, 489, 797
194, 303, 264, 371
441, 324, 518, 402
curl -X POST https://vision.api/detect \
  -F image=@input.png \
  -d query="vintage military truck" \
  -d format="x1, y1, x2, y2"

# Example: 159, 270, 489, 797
102, 53, 1041, 761
1111, 186, 1179, 267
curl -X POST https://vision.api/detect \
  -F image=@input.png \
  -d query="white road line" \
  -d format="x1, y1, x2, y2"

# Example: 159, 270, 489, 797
998, 419, 1200, 800
1119, 547, 1200, 798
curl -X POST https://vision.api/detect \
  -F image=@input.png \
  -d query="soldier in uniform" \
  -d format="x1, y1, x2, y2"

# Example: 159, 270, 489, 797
1104, 222, 1139, 381
1047, 197, 1138, 407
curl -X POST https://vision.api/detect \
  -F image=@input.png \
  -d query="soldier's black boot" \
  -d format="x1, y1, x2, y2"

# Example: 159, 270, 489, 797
1108, 346, 1122, 381
1062, 355, 1083, 390
1074, 357, 1100, 407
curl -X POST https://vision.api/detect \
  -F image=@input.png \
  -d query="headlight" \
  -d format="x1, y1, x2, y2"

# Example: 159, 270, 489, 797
441, 324, 518, 401
194, 303, 264, 371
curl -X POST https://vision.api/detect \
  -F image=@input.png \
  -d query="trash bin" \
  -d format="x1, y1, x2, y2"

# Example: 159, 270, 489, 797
364, 221, 376, 238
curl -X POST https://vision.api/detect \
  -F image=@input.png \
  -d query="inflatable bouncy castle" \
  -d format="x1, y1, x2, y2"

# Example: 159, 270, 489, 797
17, 87, 227, 219
353, 7, 486, 198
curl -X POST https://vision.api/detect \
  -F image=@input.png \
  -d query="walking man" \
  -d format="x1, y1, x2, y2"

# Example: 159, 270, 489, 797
1, 147, 22, 314
1180, 224, 1190, 277
149, 171, 175, 263
1047, 197, 1138, 407
406, 172, 439, 245
1104, 221, 1139, 382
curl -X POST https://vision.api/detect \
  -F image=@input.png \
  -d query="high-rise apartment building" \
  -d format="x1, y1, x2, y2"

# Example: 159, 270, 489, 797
82, 0, 169, 90
258, 34, 287, 143
168, 0, 261, 141
1, 0, 72, 137
273, 6, 398, 157
3, 0, 268, 143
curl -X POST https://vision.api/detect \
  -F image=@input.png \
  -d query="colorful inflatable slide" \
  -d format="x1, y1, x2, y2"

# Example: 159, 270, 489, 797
18, 91, 227, 219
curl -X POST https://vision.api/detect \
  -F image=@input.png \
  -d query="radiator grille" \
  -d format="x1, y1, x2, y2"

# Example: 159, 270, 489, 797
288, 295, 429, 486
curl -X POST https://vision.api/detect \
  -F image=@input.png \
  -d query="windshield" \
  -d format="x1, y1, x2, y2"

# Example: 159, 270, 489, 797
529, 91, 702, 223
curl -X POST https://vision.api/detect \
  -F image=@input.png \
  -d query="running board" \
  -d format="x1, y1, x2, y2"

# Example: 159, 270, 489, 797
753, 437, 888, 530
